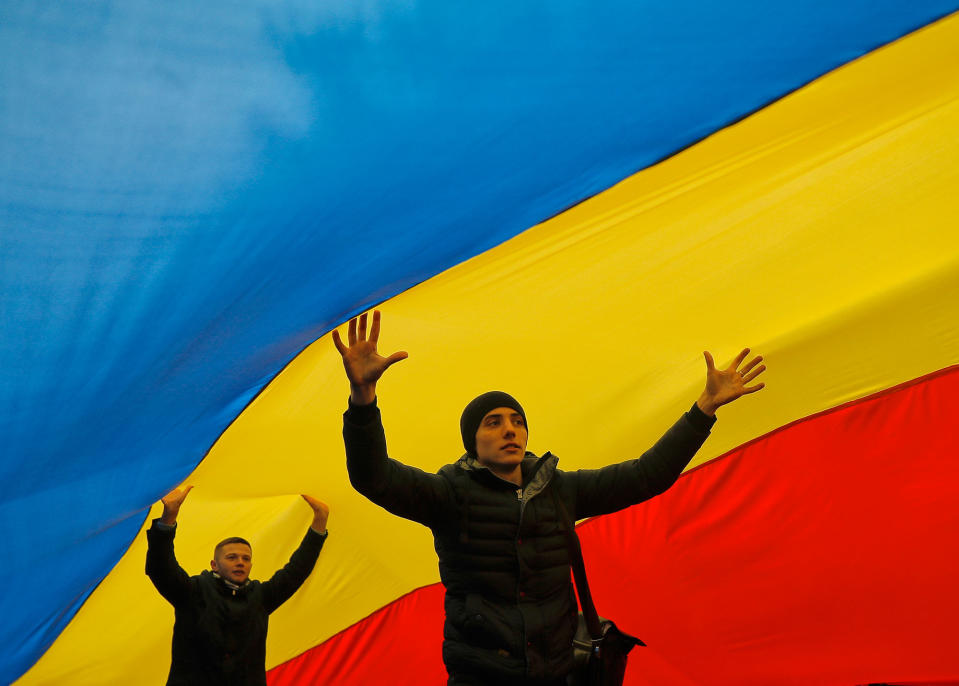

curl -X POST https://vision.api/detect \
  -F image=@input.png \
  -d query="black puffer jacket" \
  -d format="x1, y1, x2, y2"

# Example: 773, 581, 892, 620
343, 399, 714, 684
146, 521, 326, 686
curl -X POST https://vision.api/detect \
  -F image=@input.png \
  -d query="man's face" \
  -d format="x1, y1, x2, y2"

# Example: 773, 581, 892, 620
474, 407, 528, 471
211, 543, 252, 584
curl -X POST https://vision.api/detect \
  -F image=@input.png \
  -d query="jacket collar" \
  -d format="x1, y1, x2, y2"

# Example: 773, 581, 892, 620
201, 569, 252, 596
455, 451, 559, 493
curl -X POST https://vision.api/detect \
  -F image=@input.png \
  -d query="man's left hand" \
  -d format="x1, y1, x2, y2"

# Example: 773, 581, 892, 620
301, 495, 330, 534
697, 348, 766, 416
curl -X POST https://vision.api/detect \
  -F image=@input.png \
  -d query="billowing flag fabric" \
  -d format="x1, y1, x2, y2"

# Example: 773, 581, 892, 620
3, 1, 958, 684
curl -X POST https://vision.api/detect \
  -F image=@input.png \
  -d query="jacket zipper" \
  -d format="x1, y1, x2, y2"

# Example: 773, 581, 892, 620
516, 467, 554, 678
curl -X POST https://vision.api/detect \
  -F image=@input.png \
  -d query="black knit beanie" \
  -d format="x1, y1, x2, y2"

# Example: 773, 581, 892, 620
460, 391, 527, 454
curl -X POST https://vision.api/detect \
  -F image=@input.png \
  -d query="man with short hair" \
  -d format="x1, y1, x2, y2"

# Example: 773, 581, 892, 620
333, 310, 766, 686
146, 486, 329, 686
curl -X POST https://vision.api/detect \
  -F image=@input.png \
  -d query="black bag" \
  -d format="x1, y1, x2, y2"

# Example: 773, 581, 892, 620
550, 486, 644, 686
570, 613, 644, 686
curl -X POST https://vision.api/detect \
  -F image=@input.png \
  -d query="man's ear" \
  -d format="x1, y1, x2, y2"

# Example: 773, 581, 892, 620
210, 559, 218, 572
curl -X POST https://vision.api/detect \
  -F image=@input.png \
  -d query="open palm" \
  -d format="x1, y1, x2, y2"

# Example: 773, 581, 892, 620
332, 310, 407, 403
699, 348, 766, 414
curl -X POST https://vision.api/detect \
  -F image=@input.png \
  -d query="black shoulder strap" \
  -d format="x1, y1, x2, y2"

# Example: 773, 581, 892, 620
550, 482, 603, 641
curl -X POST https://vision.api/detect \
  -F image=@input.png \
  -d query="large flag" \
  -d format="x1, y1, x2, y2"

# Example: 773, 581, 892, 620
3, 2, 958, 684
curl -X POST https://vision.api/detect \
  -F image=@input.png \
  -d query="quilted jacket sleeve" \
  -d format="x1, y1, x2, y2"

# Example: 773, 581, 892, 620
145, 519, 192, 606
343, 398, 455, 528
261, 528, 327, 613
568, 403, 716, 519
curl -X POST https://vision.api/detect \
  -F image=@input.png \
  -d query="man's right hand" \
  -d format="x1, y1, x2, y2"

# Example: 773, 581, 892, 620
160, 485, 193, 526
332, 310, 408, 405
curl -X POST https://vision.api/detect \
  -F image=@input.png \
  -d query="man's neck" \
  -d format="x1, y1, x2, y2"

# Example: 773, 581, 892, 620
488, 463, 523, 487
213, 572, 247, 590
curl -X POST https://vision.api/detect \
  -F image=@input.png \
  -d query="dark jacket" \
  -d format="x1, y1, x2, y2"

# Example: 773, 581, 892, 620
146, 520, 326, 686
343, 399, 714, 684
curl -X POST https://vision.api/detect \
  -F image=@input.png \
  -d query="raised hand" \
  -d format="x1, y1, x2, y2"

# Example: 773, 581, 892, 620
160, 485, 194, 525
696, 348, 766, 416
332, 310, 408, 405
301, 495, 330, 534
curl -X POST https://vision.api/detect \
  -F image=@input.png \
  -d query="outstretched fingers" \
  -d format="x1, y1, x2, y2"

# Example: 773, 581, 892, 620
729, 347, 751, 371
332, 310, 408, 394
332, 329, 347, 355
700, 346, 768, 412
742, 381, 766, 394
384, 350, 409, 368
357, 312, 368, 342
742, 361, 766, 383
703, 350, 716, 371
338, 310, 379, 348
347, 316, 358, 346
740, 353, 762, 374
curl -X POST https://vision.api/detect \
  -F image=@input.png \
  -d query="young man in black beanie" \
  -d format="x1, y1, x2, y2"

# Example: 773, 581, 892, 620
333, 310, 765, 686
